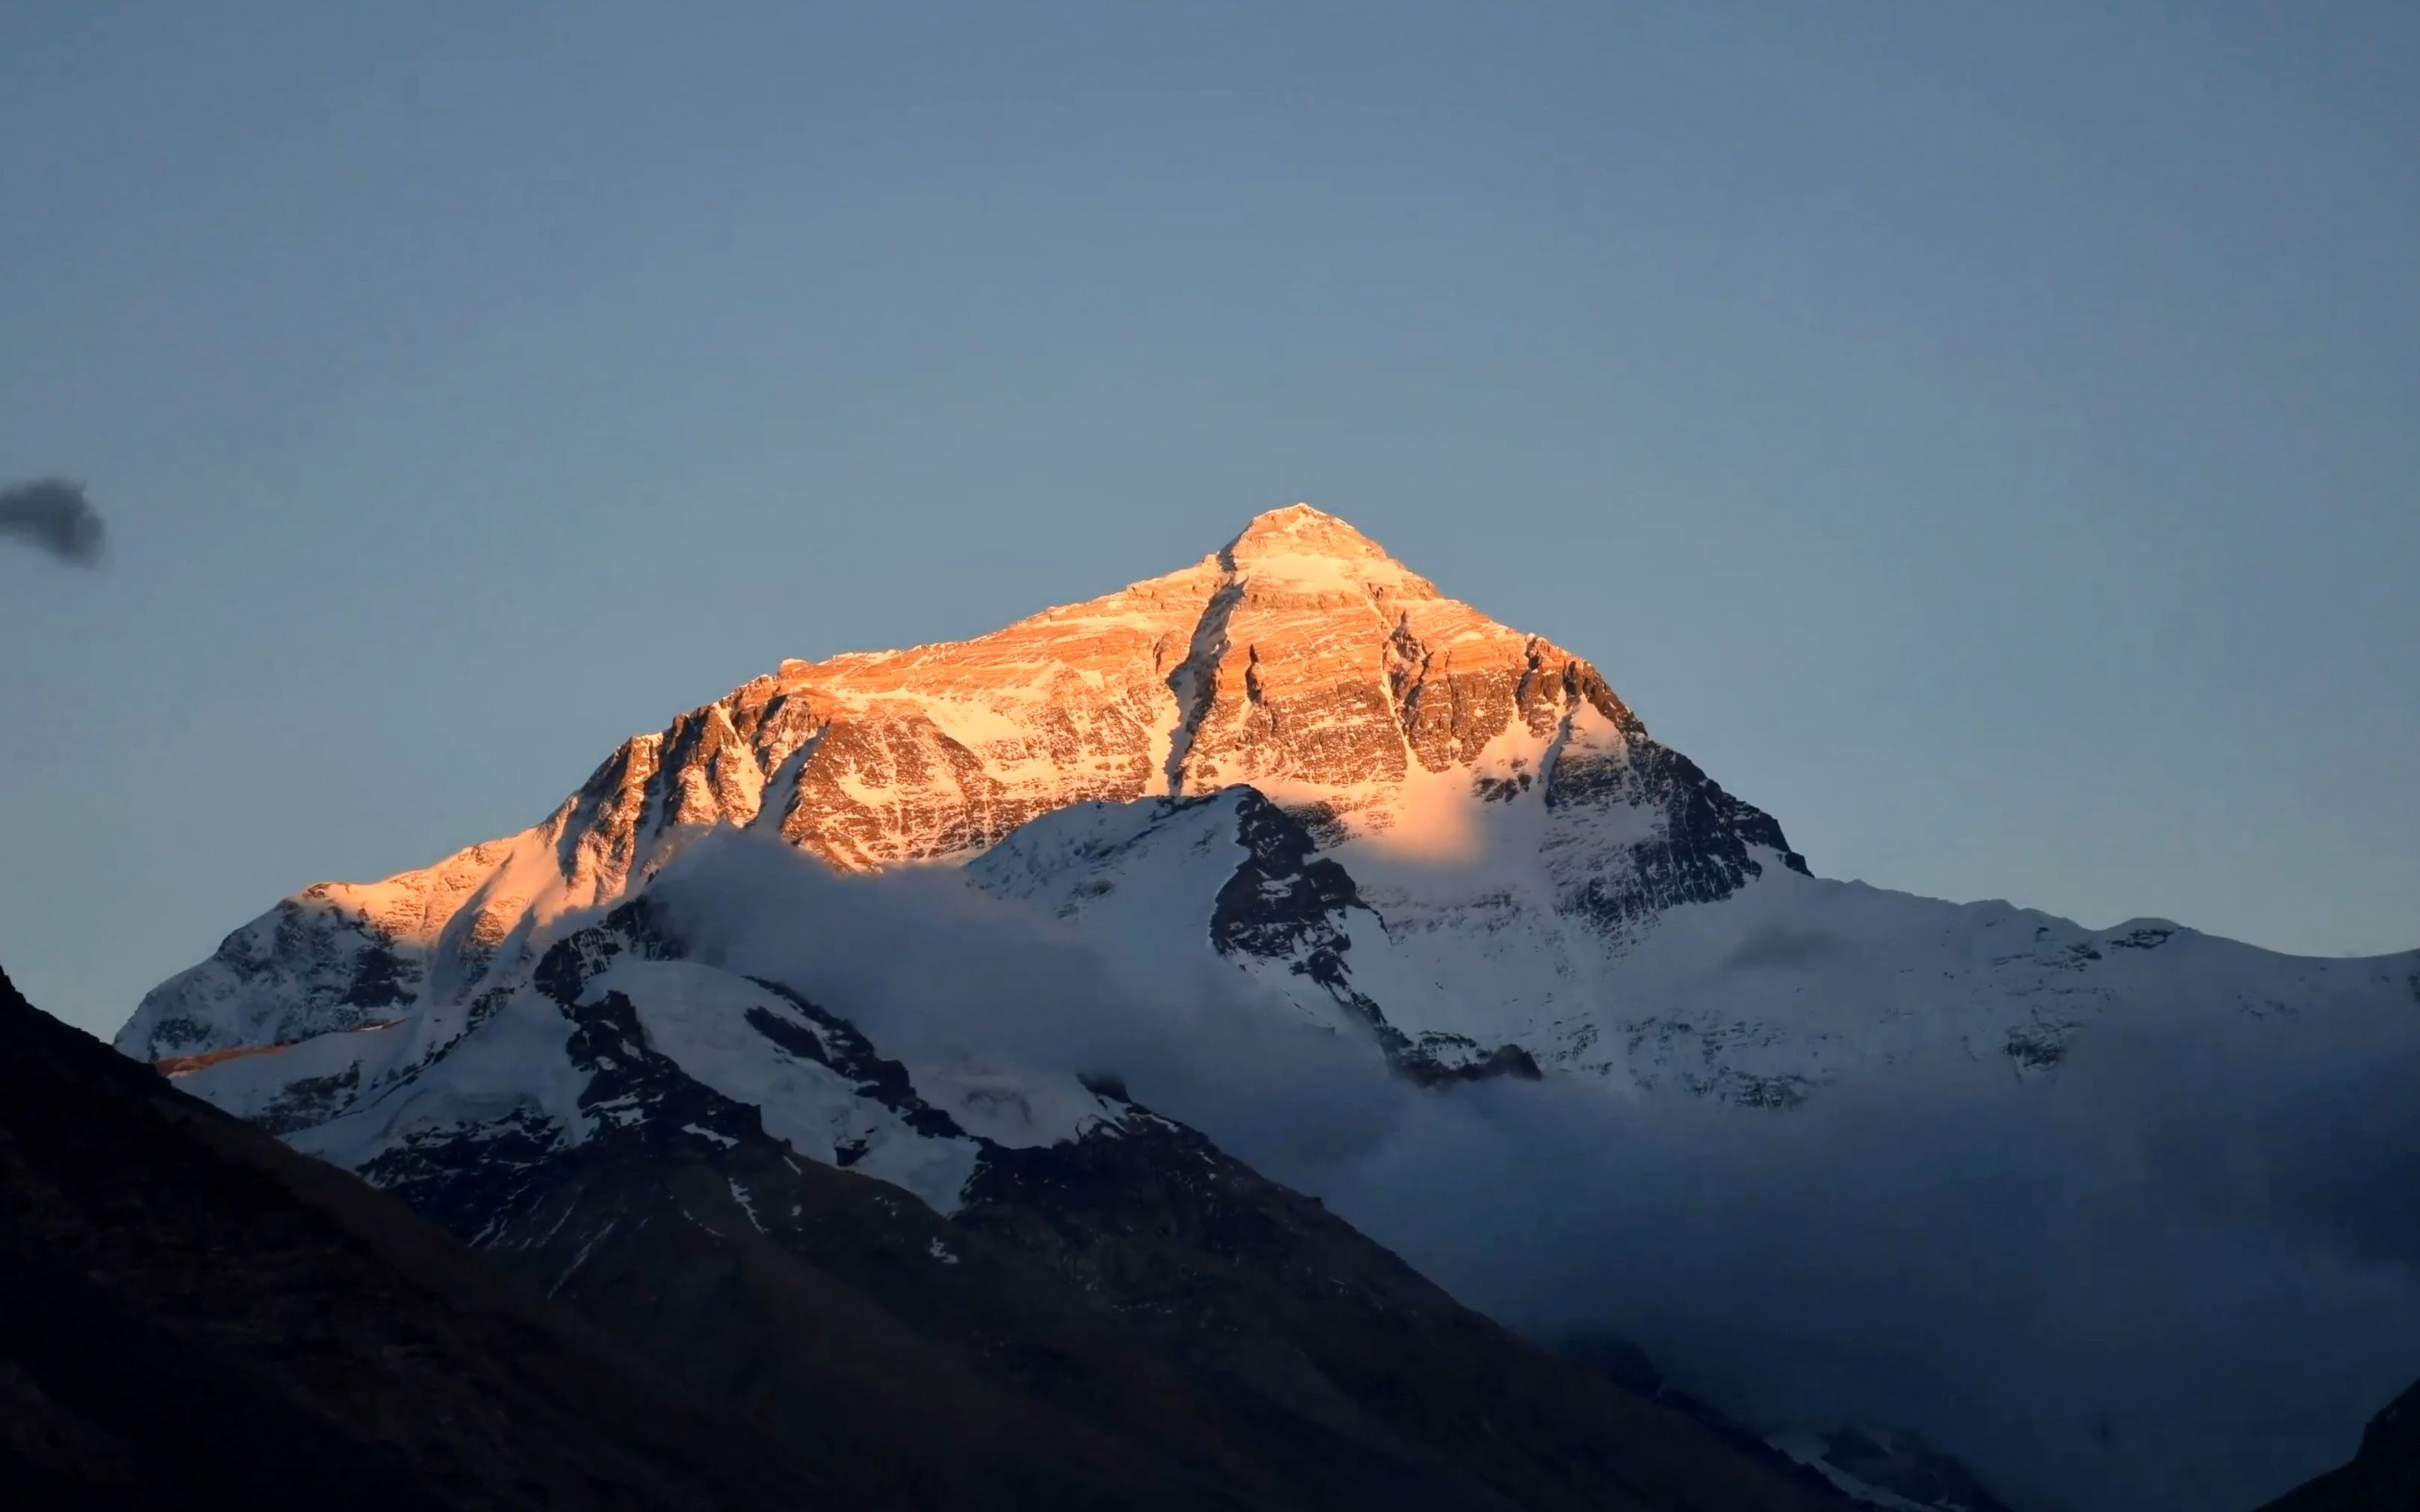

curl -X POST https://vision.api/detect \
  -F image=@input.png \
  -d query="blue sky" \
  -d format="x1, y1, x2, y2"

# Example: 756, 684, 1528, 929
3, 1, 2415, 1035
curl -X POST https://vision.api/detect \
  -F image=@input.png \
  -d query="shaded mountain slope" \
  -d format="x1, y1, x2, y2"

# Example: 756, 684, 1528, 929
0, 962, 835, 1511
10, 945, 1848, 1510
2259, 1375, 2420, 1511
290, 900, 1856, 1511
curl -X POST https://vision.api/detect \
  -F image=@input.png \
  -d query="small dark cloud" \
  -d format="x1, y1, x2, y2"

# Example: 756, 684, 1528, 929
0, 478, 107, 566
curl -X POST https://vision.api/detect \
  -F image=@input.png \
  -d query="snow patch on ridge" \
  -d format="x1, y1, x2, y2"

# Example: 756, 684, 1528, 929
591, 957, 984, 1213
179, 986, 598, 1172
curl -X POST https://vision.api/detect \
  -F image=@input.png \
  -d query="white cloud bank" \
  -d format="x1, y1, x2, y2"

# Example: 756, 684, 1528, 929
655, 833, 2420, 1512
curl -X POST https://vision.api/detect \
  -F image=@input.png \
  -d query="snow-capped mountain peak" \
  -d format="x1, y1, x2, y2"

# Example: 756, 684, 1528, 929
118, 502, 2413, 1114
101, 500, 2420, 1512
122, 505, 1805, 1068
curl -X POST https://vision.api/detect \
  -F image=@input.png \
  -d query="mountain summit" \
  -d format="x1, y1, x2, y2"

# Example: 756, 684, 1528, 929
1222, 501, 1403, 565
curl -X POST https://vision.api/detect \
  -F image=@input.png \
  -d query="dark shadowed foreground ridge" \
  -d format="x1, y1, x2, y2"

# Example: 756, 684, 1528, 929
0, 961, 830, 1510
2259, 1377, 2420, 1511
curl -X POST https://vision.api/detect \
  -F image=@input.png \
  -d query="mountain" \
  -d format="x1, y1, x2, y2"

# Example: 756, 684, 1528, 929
120, 501, 1802, 1088
107, 503, 2420, 1508
121, 503, 2417, 1104
0, 960, 848, 1510
2257, 1376, 2420, 1511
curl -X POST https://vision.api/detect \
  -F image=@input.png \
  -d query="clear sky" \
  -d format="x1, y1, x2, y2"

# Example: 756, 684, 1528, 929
3, 1, 2414, 1036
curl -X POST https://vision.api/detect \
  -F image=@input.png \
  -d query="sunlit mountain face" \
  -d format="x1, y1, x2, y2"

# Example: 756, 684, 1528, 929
118, 505, 2420, 1512
122, 502, 1812, 1090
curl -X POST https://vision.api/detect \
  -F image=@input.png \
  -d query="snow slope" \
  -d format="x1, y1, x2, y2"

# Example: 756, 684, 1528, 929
164, 895, 1138, 1220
